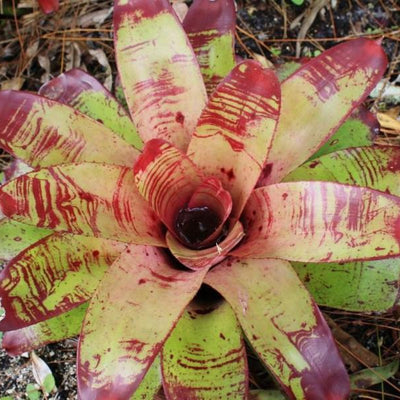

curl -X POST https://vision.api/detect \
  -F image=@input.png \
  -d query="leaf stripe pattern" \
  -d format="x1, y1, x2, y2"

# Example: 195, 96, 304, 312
39, 69, 143, 149
183, 0, 236, 95
78, 245, 208, 399
262, 38, 387, 185
234, 181, 400, 262
162, 301, 247, 399
205, 258, 350, 400
0, 163, 165, 246
0, 91, 139, 168
114, 0, 207, 150
0, 234, 125, 331
188, 61, 280, 220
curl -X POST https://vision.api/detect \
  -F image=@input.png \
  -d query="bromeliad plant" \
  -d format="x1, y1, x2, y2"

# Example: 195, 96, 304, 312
0, 0, 398, 399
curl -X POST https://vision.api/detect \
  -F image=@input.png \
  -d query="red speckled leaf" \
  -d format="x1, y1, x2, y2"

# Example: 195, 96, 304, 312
0, 91, 139, 168
166, 221, 244, 270
161, 300, 247, 399
204, 257, 350, 400
183, 0, 236, 94
0, 163, 165, 246
114, 0, 207, 150
134, 139, 231, 241
233, 181, 400, 262
38, 0, 59, 13
187, 61, 280, 220
3, 303, 87, 356
39, 69, 143, 149
0, 234, 125, 331
260, 38, 387, 185
78, 244, 207, 399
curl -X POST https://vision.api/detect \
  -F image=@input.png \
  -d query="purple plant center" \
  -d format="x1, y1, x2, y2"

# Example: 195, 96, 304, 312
175, 206, 221, 249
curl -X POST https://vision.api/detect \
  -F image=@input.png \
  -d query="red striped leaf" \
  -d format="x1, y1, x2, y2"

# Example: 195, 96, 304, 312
3, 303, 87, 356
0, 163, 165, 246
188, 61, 280, 220
39, 69, 143, 149
234, 181, 400, 262
161, 300, 247, 399
78, 245, 207, 399
114, 0, 207, 150
205, 257, 350, 400
0, 234, 124, 331
260, 38, 387, 185
134, 139, 232, 247
0, 91, 139, 168
183, 0, 236, 94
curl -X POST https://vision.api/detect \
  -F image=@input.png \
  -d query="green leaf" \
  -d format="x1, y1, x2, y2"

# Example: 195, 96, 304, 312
183, 0, 236, 95
292, 259, 400, 312
43, 374, 56, 394
0, 218, 52, 262
308, 107, 377, 160
114, 0, 207, 150
0, 91, 139, 168
26, 384, 40, 400
205, 257, 349, 399
39, 69, 143, 150
260, 38, 387, 185
285, 146, 400, 196
0, 163, 165, 246
350, 359, 399, 389
3, 304, 87, 356
162, 300, 247, 399
131, 356, 162, 400
78, 245, 208, 399
234, 181, 400, 263
0, 234, 124, 330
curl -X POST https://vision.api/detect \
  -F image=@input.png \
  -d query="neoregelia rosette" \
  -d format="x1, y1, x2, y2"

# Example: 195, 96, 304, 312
0, 1, 397, 399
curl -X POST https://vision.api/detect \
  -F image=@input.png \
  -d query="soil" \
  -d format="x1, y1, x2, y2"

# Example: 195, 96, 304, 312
0, 0, 400, 399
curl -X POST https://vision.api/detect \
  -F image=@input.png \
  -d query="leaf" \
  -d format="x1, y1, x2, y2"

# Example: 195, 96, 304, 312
350, 359, 399, 389
31, 351, 56, 393
204, 257, 350, 400
38, 68, 143, 150
166, 220, 244, 270
249, 390, 286, 400
2, 303, 87, 356
183, 0, 236, 94
187, 61, 280, 220
234, 181, 400, 262
0, 218, 52, 262
292, 259, 400, 312
260, 38, 387, 185
134, 139, 231, 240
0, 91, 139, 168
162, 300, 247, 399
26, 383, 40, 400
78, 244, 208, 399
0, 163, 165, 246
0, 234, 124, 331
131, 356, 162, 400
285, 146, 400, 311
284, 146, 400, 196
308, 107, 378, 160
114, 0, 207, 150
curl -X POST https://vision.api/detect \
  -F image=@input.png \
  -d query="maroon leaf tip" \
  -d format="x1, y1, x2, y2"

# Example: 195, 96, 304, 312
183, 0, 236, 33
